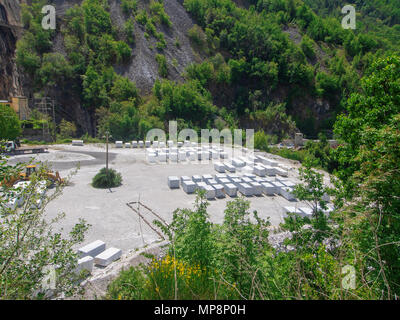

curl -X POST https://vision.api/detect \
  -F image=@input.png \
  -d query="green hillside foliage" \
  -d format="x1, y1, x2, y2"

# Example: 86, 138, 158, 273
15, 0, 400, 141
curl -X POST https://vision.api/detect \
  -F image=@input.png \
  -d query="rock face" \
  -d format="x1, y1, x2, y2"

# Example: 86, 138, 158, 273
0, 0, 24, 99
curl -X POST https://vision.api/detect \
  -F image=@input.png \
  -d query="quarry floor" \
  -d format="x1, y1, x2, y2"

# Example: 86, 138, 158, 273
7, 144, 328, 253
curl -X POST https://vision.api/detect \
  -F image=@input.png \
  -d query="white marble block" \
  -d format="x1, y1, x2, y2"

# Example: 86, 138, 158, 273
178, 151, 186, 161
299, 207, 313, 218
76, 256, 94, 274
254, 166, 266, 177
261, 182, 276, 195
238, 183, 254, 196
201, 151, 210, 160
72, 140, 84, 146
214, 162, 226, 173
207, 179, 218, 185
180, 176, 191, 184
94, 247, 122, 267
224, 163, 236, 172
241, 166, 254, 174
168, 176, 180, 189
214, 184, 225, 198
232, 158, 245, 168
215, 173, 227, 181
280, 186, 296, 201
271, 181, 285, 194
211, 150, 219, 159
282, 206, 303, 219
202, 174, 213, 181
132, 141, 138, 148
192, 175, 202, 183
147, 153, 157, 163
220, 152, 228, 159
159, 141, 166, 148
224, 183, 238, 197
167, 140, 174, 147
275, 167, 288, 177
145, 141, 151, 148
196, 182, 207, 191
138, 141, 144, 148
152, 141, 159, 148
170, 153, 178, 162
263, 165, 276, 176
115, 141, 123, 148
78, 240, 106, 258
125, 142, 131, 148
203, 185, 216, 199
158, 152, 167, 162
250, 182, 263, 196
182, 180, 196, 194
219, 178, 231, 185
188, 152, 196, 161
232, 178, 243, 187
242, 177, 253, 184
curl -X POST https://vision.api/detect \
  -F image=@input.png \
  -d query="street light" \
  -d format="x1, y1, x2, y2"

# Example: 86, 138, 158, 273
103, 130, 112, 177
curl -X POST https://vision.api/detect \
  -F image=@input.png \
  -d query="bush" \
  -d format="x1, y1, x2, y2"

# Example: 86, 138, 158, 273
92, 168, 122, 188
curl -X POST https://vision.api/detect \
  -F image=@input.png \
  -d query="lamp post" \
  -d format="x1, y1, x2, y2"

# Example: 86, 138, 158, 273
103, 131, 111, 179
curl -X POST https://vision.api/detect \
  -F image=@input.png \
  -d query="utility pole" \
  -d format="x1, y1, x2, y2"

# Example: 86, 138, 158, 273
105, 130, 109, 171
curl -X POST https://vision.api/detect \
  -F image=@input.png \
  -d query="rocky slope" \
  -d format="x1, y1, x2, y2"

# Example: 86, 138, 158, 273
0, 0, 24, 99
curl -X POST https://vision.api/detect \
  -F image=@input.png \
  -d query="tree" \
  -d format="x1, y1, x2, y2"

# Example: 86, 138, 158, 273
334, 55, 400, 184
58, 119, 77, 138
0, 160, 89, 299
0, 104, 22, 141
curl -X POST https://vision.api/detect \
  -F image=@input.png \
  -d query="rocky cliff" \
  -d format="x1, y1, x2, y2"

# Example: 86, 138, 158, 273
0, 0, 24, 99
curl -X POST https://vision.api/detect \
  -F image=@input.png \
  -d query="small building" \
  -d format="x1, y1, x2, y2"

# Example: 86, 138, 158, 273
0, 96, 30, 120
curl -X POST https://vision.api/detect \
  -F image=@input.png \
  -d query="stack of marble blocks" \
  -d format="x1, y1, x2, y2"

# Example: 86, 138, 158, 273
77, 240, 122, 273
145, 141, 230, 164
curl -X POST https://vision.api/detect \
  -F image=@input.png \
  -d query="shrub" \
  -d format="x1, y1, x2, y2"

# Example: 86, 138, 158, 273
155, 54, 168, 77
92, 167, 122, 188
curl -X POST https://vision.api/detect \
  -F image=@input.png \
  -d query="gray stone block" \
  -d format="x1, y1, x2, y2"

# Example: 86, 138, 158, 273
94, 247, 122, 267
182, 180, 196, 194
78, 240, 106, 258
224, 183, 237, 197
238, 183, 254, 196
214, 184, 225, 198
168, 176, 180, 189
76, 256, 94, 274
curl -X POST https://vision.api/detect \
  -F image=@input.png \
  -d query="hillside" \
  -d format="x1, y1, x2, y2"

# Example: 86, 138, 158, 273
3, 0, 400, 139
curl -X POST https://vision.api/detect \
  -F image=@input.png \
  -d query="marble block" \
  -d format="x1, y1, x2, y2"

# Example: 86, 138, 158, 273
192, 175, 202, 183
238, 183, 254, 196
168, 176, 180, 189
182, 180, 196, 194
261, 182, 276, 195
78, 240, 106, 258
250, 182, 263, 196
115, 141, 123, 148
224, 163, 236, 172
214, 162, 226, 173
94, 247, 122, 267
214, 184, 225, 198
224, 183, 238, 197
76, 256, 94, 274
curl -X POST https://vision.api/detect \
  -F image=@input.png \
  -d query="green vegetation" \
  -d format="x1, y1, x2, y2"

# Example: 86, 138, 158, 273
0, 161, 89, 299
0, 105, 22, 140
107, 54, 400, 300
92, 167, 122, 189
